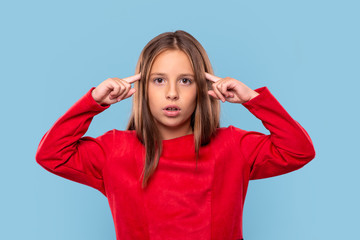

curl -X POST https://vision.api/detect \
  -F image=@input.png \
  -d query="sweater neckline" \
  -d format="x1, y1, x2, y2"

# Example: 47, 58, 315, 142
162, 133, 194, 144
161, 133, 195, 157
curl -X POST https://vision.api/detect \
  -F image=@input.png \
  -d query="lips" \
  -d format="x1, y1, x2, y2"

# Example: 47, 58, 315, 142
163, 105, 181, 117
163, 105, 181, 111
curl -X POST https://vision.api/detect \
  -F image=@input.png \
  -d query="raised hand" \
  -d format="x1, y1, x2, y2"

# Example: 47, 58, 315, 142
205, 72, 259, 104
91, 73, 141, 106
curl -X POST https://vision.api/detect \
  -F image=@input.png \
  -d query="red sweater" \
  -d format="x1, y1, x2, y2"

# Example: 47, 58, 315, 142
36, 86, 315, 240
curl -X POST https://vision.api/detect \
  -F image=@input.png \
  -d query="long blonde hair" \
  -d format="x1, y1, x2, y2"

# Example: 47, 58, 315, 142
126, 30, 220, 188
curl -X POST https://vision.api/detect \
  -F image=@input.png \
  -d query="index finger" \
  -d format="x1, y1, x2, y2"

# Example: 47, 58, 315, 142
205, 72, 221, 83
122, 72, 141, 83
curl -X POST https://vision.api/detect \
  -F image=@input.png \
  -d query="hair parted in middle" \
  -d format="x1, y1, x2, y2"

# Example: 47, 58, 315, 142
126, 30, 220, 188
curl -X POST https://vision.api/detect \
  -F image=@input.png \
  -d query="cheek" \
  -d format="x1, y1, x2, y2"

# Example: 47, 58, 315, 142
147, 86, 157, 104
148, 87, 163, 114
147, 88, 155, 113
185, 88, 197, 109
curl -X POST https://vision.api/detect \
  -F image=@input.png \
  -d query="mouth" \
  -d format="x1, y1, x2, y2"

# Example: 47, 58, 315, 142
163, 105, 181, 111
164, 107, 180, 111
163, 105, 181, 117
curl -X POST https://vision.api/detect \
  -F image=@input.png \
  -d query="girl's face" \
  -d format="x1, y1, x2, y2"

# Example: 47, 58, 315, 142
148, 49, 197, 140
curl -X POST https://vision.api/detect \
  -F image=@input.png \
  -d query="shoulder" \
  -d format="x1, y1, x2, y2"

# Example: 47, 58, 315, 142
112, 129, 142, 147
110, 129, 138, 140
95, 129, 139, 144
211, 125, 248, 144
215, 125, 247, 136
95, 129, 143, 157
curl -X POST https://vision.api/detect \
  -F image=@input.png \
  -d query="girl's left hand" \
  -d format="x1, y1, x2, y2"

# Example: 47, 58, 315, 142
205, 72, 260, 104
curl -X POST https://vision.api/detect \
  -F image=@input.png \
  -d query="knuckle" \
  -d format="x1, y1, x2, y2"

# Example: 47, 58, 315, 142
117, 81, 124, 87
112, 78, 121, 85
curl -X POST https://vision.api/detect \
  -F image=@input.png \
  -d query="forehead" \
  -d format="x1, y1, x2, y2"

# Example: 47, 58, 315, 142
150, 49, 194, 75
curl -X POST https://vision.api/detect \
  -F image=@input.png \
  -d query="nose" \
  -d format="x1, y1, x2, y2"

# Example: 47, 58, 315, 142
166, 81, 179, 100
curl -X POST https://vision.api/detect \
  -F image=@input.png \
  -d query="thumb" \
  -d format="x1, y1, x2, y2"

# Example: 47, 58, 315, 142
208, 90, 219, 100
123, 88, 136, 100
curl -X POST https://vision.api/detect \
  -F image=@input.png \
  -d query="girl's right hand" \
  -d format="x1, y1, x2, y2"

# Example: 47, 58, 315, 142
91, 73, 141, 106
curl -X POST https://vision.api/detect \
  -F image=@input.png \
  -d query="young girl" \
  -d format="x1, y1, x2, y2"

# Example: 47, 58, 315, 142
36, 30, 316, 240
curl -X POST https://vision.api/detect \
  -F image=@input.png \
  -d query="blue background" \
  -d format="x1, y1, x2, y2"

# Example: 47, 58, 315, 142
1, 0, 358, 239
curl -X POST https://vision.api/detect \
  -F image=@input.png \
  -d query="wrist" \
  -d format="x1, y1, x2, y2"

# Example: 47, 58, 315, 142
91, 89, 102, 106
247, 90, 260, 101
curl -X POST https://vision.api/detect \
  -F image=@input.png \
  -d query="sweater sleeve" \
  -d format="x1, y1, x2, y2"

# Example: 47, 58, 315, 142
230, 86, 316, 180
35, 87, 113, 196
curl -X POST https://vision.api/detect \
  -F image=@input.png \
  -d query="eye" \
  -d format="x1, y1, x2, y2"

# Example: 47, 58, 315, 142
180, 78, 192, 85
153, 78, 165, 84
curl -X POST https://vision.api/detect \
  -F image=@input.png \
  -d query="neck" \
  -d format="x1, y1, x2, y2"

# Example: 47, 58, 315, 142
157, 123, 193, 140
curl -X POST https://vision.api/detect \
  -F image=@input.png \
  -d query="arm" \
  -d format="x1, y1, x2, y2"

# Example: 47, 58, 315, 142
35, 87, 113, 196
232, 86, 316, 179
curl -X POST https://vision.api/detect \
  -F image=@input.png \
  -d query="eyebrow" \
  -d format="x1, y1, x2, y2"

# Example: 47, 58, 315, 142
150, 72, 194, 77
